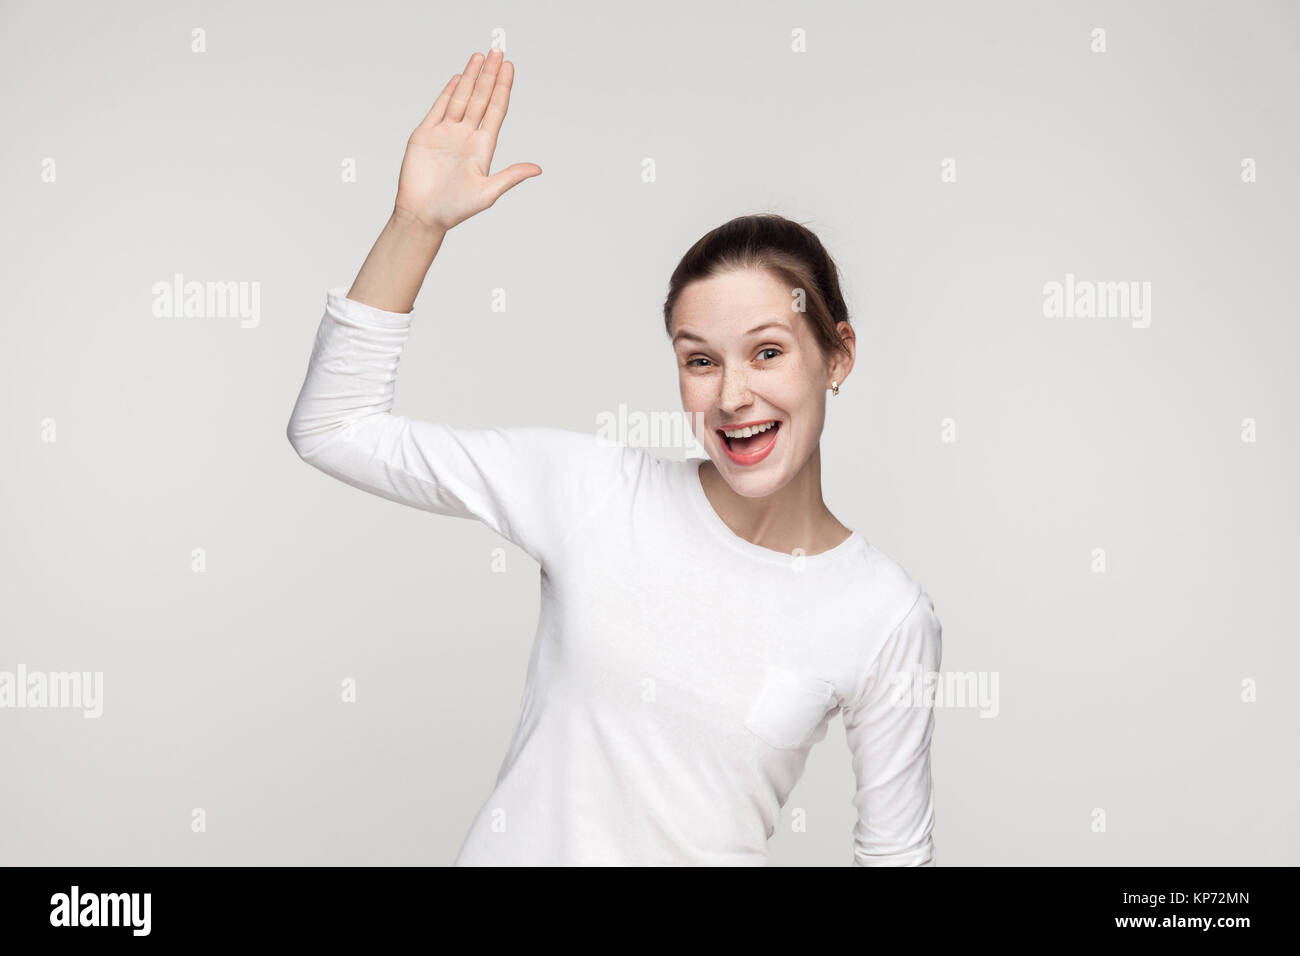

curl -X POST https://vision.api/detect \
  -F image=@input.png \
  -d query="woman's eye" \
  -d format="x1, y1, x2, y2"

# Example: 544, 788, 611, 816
686, 350, 780, 368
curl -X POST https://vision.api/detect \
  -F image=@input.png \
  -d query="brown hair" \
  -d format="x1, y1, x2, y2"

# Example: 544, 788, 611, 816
662, 213, 852, 361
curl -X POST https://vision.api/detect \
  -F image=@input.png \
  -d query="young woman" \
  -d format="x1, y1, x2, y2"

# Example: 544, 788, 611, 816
287, 48, 943, 866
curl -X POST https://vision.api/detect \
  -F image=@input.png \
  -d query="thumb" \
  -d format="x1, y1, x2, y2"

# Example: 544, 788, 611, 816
483, 163, 542, 206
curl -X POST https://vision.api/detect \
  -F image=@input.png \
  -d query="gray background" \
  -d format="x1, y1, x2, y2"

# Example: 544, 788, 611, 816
2, 0, 1297, 865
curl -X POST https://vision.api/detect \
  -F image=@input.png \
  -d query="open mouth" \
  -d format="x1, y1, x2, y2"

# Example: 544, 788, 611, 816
718, 420, 781, 455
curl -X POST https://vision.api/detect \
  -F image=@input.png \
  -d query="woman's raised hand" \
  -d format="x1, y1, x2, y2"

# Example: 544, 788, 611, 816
393, 48, 541, 233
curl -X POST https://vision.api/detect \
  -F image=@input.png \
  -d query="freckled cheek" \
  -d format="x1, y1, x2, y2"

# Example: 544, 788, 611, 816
679, 378, 712, 409
768, 379, 815, 410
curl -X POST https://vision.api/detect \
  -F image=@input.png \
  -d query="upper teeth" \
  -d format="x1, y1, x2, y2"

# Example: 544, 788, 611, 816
722, 421, 777, 439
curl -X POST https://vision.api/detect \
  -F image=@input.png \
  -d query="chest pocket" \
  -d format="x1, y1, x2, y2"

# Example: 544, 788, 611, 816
743, 665, 838, 751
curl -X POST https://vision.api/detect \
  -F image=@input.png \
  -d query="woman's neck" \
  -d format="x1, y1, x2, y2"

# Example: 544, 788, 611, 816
697, 450, 852, 556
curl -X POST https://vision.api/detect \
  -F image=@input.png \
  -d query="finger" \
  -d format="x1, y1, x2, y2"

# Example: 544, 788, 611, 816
445, 51, 484, 123
463, 46, 504, 128
418, 73, 460, 129
478, 59, 515, 143
482, 162, 542, 207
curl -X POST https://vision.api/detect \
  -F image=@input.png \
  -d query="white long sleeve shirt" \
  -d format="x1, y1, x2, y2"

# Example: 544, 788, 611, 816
287, 287, 943, 866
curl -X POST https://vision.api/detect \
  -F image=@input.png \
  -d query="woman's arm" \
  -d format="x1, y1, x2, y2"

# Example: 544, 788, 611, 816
286, 50, 632, 566
345, 209, 445, 315
842, 587, 944, 866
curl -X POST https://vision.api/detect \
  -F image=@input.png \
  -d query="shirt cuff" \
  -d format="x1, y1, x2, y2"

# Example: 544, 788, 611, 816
852, 839, 935, 867
326, 286, 413, 330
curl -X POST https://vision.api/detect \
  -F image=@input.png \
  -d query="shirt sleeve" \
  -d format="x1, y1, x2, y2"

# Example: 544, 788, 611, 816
842, 586, 943, 866
286, 286, 632, 567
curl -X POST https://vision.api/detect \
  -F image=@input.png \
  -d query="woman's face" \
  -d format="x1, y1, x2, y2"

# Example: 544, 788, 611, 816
671, 266, 853, 497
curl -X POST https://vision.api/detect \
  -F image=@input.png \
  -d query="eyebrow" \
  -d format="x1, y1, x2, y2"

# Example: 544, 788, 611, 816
672, 320, 790, 347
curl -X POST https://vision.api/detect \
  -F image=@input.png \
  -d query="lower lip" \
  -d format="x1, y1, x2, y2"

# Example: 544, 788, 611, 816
719, 422, 780, 466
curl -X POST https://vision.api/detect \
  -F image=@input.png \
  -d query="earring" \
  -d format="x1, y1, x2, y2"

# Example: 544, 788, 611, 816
830, 380, 839, 396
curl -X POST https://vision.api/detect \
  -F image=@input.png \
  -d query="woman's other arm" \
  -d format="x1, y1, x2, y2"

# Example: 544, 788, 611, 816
842, 588, 944, 866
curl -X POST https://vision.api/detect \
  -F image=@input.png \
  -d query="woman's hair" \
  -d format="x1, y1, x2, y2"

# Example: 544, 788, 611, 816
662, 213, 852, 361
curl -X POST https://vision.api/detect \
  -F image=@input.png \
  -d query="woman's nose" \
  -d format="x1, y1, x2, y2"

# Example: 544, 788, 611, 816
719, 370, 752, 407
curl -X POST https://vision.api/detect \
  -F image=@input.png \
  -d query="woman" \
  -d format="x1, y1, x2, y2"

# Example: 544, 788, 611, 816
287, 48, 943, 866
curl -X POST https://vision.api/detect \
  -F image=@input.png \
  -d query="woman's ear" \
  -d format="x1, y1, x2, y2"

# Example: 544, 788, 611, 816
829, 321, 855, 387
